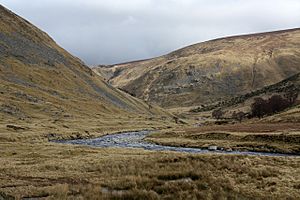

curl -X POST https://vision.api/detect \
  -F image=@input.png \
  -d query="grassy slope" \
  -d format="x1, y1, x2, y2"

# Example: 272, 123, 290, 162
263, 104, 300, 123
192, 72, 300, 111
0, 5, 174, 142
186, 72, 300, 122
1, 5, 300, 199
94, 28, 300, 108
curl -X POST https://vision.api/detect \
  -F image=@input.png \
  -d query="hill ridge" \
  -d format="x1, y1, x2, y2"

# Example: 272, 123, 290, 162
94, 28, 300, 108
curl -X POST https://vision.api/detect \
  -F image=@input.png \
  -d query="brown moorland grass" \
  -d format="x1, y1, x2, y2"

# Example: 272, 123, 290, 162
0, 141, 300, 199
0, 5, 300, 199
184, 123, 300, 133
94, 28, 300, 108
146, 123, 300, 154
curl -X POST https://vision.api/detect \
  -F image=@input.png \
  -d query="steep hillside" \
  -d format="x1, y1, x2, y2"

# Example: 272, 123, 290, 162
94, 28, 300, 108
0, 5, 172, 142
191, 72, 300, 113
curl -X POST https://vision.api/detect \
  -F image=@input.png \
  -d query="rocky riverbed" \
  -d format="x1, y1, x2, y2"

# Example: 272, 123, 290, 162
55, 130, 299, 157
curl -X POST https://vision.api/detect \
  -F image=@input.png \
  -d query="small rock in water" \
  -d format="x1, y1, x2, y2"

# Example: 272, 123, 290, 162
208, 146, 217, 151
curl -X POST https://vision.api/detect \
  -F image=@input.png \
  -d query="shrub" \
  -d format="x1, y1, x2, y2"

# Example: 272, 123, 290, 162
284, 91, 298, 104
268, 95, 290, 113
232, 111, 246, 122
212, 109, 223, 119
251, 97, 268, 118
251, 93, 297, 118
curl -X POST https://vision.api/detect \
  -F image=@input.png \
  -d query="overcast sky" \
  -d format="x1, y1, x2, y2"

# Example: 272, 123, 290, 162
1, 0, 300, 65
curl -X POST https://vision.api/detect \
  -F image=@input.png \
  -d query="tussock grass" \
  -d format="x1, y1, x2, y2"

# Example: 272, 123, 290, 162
147, 123, 300, 154
0, 141, 299, 199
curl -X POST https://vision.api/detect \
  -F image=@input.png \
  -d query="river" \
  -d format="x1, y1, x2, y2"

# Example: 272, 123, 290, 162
55, 130, 298, 157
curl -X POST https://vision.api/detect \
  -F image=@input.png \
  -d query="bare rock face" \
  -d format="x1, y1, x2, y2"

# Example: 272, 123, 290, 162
94, 28, 300, 108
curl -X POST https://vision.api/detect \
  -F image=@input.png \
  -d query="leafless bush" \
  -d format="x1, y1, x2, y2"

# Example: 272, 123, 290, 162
232, 111, 246, 122
212, 109, 223, 119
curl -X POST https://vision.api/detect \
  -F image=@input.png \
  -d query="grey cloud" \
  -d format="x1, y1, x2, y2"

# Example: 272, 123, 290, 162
1, 0, 300, 65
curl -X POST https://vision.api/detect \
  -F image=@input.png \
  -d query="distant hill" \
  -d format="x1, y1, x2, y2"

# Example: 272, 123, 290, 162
0, 5, 171, 141
94, 28, 300, 108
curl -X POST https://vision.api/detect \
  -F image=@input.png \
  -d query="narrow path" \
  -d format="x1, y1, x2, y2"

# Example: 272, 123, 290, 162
55, 131, 298, 157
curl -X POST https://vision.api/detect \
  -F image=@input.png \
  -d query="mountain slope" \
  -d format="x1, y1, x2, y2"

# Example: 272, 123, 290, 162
191, 72, 300, 113
0, 5, 172, 141
94, 28, 300, 108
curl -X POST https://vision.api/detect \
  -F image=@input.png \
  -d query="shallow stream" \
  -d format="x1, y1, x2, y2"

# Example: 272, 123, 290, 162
55, 130, 298, 157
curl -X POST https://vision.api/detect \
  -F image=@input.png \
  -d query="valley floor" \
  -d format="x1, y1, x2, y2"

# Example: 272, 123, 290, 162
0, 123, 300, 199
147, 123, 300, 154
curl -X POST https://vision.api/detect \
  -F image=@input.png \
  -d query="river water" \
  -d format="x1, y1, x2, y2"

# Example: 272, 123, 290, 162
55, 130, 298, 157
